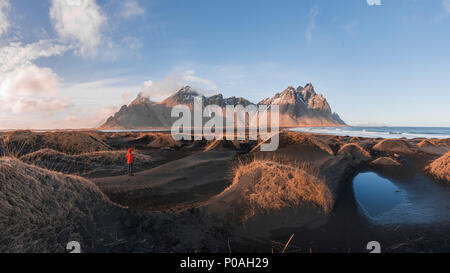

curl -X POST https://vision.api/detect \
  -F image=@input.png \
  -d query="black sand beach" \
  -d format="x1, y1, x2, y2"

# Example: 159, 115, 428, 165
1, 130, 449, 253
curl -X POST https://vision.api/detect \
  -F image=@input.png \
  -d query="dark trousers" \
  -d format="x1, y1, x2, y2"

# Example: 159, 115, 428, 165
128, 163, 133, 175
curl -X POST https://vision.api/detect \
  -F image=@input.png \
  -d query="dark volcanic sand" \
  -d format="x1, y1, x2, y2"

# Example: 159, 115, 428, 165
4, 130, 449, 253
93, 151, 235, 211
87, 132, 450, 253
260, 170, 450, 253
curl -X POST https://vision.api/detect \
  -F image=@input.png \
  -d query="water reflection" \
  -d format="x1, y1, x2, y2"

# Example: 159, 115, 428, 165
353, 172, 450, 225
353, 172, 404, 217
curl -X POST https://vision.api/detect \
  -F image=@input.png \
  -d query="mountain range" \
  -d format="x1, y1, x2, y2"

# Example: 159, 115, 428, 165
100, 84, 345, 129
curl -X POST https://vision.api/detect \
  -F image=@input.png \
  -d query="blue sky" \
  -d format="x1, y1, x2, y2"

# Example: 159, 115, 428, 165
0, 0, 450, 128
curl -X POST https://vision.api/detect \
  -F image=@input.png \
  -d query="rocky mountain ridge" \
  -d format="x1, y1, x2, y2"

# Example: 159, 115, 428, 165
101, 84, 345, 129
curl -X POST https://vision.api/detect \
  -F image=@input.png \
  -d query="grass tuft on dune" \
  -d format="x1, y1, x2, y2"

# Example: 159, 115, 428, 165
370, 157, 401, 166
0, 157, 122, 253
373, 139, 417, 155
20, 149, 153, 177
1, 130, 111, 157
338, 143, 372, 161
281, 131, 334, 155
251, 131, 334, 155
417, 139, 450, 156
211, 156, 334, 222
425, 152, 450, 183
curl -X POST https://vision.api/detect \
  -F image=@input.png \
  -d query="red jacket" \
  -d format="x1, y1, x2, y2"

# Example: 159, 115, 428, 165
126, 149, 134, 164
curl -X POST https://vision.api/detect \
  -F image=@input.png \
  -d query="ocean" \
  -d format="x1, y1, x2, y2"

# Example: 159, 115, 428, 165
290, 127, 450, 139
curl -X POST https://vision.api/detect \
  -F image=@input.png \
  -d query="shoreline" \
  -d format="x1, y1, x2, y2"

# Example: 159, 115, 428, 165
1, 125, 450, 140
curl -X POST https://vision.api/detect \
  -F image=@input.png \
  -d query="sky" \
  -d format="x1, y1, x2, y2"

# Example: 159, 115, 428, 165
0, 0, 450, 129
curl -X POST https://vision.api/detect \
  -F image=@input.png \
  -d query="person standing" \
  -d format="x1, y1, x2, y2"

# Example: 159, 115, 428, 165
126, 148, 134, 176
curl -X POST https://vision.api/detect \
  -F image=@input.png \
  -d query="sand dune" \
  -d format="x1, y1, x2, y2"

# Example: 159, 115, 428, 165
93, 151, 236, 210
204, 139, 245, 152
0, 157, 227, 253
425, 152, 450, 183
279, 131, 335, 155
337, 143, 372, 161
20, 149, 155, 177
2, 130, 450, 252
0, 158, 123, 253
204, 158, 333, 236
370, 157, 402, 166
373, 139, 418, 155
417, 140, 450, 156
1, 130, 111, 157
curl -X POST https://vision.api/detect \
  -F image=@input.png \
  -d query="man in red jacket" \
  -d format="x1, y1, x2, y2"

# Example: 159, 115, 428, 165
126, 148, 134, 176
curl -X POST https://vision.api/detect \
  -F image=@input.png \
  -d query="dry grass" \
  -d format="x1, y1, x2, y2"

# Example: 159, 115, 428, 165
373, 139, 417, 154
425, 152, 450, 183
146, 133, 182, 149
337, 143, 371, 161
0, 157, 228, 253
350, 137, 361, 142
280, 131, 335, 155
204, 139, 237, 152
106, 132, 182, 149
20, 149, 153, 177
1, 130, 111, 158
417, 139, 450, 156
370, 157, 401, 166
252, 131, 335, 155
418, 139, 450, 148
0, 157, 122, 253
217, 155, 333, 222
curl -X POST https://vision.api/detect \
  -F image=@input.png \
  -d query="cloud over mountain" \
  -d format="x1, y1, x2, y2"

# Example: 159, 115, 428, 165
139, 71, 218, 102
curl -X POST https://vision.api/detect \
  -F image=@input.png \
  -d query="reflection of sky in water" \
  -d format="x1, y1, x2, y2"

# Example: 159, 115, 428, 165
353, 172, 404, 217
353, 172, 450, 225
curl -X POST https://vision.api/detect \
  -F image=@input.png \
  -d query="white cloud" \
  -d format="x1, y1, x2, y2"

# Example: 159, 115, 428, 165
120, 0, 145, 19
69, 77, 128, 89
55, 105, 118, 129
121, 90, 135, 105
443, 0, 450, 14
366, 0, 382, 6
0, 7, 72, 117
0, 65, 72, 115
305, 7, 319, 43
49, 0, 106, 58
139, 71, 218, 102
98, 105, 119, 120
0, 40, 70, 73
183, 70, 217, 91
62, 77, 141, 110
139, 74, 184, 102
1, 65, 59, 97
144, 80, 153, 87
0, 0, 10, 37
0, 40, 73, 116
